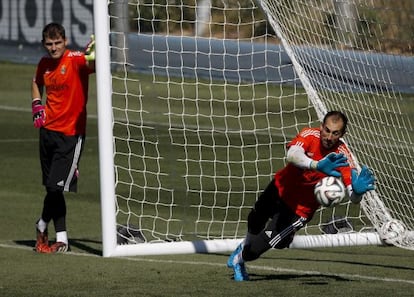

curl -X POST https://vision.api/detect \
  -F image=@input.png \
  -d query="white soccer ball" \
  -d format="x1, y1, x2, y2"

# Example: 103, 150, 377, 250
314, 176, 346, 207
380, 219, 407, 245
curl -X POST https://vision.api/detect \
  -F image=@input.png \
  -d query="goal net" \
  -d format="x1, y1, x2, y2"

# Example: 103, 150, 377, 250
94, 0, 414, 257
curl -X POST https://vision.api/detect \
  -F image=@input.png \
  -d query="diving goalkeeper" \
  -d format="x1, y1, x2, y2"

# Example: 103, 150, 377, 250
227, 111, 375, 281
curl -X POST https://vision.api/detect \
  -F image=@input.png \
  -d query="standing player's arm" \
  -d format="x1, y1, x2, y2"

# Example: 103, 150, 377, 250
286, 145, 348, 177
84, 34, 96, 71
32, 80, 43, 99
31, 80, 45, 128
86, 57, 95, 71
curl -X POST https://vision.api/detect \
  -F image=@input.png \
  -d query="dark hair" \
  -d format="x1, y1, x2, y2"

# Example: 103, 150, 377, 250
322, 111, 348, 133
42, 23, 66, 42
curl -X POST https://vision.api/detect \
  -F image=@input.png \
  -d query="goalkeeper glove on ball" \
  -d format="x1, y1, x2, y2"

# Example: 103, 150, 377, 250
84, 34, 95, 61
351, 165, 375, 195
32, 99, 45, 128
315, 152, 348, 177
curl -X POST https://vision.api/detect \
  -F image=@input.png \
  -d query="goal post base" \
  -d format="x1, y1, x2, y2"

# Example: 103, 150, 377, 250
104, 239, 241, 257
103, 232, 384, 257
289, 232, 384, 249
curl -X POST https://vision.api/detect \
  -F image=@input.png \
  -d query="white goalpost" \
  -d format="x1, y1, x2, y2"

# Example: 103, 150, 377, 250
94, 0, 414, 257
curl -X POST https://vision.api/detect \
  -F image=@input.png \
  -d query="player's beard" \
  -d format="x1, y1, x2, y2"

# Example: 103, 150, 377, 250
321, 138, 334, 149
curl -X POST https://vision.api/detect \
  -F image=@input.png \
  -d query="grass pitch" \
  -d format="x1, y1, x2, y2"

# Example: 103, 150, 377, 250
0, 62, 413, 297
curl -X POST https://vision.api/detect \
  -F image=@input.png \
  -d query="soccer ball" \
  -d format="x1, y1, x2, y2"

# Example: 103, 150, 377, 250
314, 176, 346, 207
380, 219, 407, 245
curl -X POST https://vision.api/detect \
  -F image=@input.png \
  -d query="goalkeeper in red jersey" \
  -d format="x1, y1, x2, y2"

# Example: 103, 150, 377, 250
227, 111, 375, 281
31, 23, 95, 253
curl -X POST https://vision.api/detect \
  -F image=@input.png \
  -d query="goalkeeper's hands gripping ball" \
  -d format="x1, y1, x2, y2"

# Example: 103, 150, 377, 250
351, 165, 375, 195
84, 34, 95, 61
32, 98, 45, 128
315, 152, 348, 178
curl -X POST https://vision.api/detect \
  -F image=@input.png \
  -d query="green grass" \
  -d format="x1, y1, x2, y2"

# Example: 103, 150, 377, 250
0, 62, 413, 297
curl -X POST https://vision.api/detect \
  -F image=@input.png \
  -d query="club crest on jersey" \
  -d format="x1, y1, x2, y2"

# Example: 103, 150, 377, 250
60, 65, 67, 74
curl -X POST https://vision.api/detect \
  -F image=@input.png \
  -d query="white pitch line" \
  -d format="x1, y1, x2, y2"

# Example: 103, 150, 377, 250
0, 136, 99, 143
0, 105, 99, 118
1, 242, 413, 285
0, 105, 31, 112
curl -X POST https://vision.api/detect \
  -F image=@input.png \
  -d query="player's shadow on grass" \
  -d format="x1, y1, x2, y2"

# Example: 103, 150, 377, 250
263, 255, 414, 272
15, 238, 102, 256
68, 238, 102, 255
248, 272, 352, 284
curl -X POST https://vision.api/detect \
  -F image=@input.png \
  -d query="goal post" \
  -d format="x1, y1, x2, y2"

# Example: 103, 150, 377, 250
93, 1, 117, 257
94, 0, 414, 257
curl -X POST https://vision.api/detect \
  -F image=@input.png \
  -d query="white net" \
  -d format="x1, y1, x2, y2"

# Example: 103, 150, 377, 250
258, 0, 414, 249
103, 0, 414, 252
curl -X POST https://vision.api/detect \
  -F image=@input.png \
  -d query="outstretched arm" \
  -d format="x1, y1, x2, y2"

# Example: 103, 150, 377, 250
287, 145, 348, 177
348, 166, 376, 203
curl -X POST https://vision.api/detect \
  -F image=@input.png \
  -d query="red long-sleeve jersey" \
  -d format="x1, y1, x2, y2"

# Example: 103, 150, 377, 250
274, 127, 355, 218
34, 50, 94, 136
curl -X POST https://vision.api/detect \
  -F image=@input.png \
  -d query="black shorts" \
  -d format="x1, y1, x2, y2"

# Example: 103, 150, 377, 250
39, 128, 85, 192
253, 180, 308, 248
